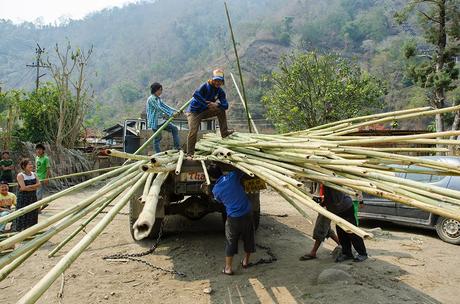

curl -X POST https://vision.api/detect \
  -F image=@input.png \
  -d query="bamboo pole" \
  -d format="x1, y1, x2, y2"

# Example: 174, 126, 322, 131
291, 106, 432, 134
0, 168, 140, 251
133, 172, 169, 240
106, 149, 150, 161
175, 150, 185, 175
47, 190, 122, 258
0, 177, 136, 272
0, 161, 139, 225
0, 245, 36, 281
142, 163, 176, 173
17, 173, 149, 304
224, 2, 252, 133
230, 72, 259, 133
201, 160, 211, 185
7, 166, 122, 188
331, 104, 460, 135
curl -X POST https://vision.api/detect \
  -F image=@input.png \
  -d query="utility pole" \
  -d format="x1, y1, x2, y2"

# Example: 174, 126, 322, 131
26, 43, 47, 92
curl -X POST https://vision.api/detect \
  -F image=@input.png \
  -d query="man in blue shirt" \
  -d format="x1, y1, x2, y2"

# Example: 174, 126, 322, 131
186, 69, 234, 154
146, 82, 180, 153
208, 164, 255, 275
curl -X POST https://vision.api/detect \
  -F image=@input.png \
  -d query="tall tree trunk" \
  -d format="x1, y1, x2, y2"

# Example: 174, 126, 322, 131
434, 0, 447, 133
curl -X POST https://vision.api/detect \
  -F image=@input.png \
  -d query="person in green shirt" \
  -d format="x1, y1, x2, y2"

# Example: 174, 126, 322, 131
35, 144, 50, 201
0, 151, 15, 184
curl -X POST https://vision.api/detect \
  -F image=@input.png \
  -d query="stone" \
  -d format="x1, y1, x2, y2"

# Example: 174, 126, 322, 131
203, 287, 213, 294
317, 268, 353, 285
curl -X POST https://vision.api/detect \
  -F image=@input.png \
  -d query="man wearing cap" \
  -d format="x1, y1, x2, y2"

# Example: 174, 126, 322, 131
146, 82, 181, 153
186, 69, 234, 154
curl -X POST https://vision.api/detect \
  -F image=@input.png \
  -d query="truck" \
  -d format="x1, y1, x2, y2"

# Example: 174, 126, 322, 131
122, 118, 263, 239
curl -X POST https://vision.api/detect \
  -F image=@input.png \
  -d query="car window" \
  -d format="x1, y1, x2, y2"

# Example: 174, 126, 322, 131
405, 172, 432, 182
430, 175, 445, 183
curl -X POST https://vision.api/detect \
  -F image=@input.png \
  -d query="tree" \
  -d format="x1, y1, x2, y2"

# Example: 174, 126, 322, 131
44, 42, 94, 147
15, 84, 61, 144
262, 52, 385, 132
395, 0, 460, 132
0, 89, 22, 150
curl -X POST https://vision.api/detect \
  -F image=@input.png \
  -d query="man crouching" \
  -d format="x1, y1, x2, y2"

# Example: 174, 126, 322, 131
207, 164, 255, 275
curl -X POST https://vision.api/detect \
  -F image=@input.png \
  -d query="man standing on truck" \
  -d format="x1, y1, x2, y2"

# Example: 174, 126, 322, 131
186, 69, 234, 155
207, 164, 255, 275
146, 82, 181, 153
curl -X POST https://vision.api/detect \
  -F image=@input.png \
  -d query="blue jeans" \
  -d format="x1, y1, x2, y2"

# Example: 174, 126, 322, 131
37, 184, 46, 201
153, 123, 180, 153
0, 210, 10, 232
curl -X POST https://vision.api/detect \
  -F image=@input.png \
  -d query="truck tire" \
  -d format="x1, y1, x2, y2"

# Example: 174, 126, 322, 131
435, 217, 460, 245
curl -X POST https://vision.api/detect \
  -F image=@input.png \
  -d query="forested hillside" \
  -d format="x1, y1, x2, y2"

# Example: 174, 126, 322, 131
0, 0, 458, 130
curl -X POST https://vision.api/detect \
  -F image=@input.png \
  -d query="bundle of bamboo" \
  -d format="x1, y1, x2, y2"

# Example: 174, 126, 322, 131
3, 104, 460, 303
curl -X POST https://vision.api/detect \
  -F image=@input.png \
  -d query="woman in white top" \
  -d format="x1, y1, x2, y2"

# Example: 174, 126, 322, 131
14, 158, 40, 231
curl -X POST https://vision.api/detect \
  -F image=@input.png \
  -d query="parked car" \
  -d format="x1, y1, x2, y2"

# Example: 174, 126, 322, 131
359, 156, 460, 245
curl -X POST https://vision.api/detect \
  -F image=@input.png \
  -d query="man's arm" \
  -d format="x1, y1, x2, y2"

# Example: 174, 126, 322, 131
217, 89, 229, 110
192, 83, 210, 110
158, 99, 177, 117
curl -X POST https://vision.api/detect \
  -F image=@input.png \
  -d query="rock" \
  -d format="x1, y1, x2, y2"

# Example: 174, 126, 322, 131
110, 292, 115, 296
203, 287, 213, 294
317, 268, 353, 285
103, 295, 109, 300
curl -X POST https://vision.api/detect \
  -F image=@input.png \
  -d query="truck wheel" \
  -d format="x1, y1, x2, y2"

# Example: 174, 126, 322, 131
435, 217, 460, 245
129, 194, 143, 241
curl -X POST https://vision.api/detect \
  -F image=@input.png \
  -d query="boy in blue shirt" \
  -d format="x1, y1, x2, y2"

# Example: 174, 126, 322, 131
208, 164, 255, 275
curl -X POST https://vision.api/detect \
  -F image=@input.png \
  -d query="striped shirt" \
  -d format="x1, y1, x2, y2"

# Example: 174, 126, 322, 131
145, 95, 177, 129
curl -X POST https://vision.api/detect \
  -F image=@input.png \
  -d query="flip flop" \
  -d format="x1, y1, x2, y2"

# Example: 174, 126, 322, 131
222, 268, 234, 275
241, 260, 253, 269
299, 254, 317, 261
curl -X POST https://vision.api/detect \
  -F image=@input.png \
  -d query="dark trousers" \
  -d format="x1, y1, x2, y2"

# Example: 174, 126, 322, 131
186, 107, 229, 154
336, 206, 367, 256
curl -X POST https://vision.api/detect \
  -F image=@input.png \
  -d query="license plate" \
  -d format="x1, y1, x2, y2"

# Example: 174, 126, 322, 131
181, 172, 206, 182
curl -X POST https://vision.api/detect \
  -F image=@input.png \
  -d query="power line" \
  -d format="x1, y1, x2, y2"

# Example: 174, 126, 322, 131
26, 43, 47, 92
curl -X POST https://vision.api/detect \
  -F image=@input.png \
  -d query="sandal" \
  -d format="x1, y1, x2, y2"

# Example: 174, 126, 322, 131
222, 268, 233, 275
299, 254, 317, 261
241, 260, 253, 269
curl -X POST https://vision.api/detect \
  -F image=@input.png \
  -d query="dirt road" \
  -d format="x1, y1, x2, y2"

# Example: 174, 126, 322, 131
1, 188, 459, 304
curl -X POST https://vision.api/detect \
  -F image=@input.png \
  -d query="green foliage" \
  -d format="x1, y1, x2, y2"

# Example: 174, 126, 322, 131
14, 84, 61, 143
117, 82, 143, 103
397, 0, 460, 98
262, 52, 386, 132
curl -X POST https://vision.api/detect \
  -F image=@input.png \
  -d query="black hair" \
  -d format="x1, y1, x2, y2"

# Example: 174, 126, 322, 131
35, 144, 45, 151
150, 82, 162, 95
1, 151, 9, 156
20, 158, 31, 170
207, 164, 223, 180
0, 180, 8, 186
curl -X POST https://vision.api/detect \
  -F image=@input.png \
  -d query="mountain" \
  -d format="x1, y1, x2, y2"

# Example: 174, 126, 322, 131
0, 0, 442, 130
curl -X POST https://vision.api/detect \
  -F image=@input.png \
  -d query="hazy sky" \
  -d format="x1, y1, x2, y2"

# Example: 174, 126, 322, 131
0, 0, 141, 24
